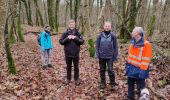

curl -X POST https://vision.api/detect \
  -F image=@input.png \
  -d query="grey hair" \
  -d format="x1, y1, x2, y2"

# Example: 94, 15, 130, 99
132, 26, 144, 36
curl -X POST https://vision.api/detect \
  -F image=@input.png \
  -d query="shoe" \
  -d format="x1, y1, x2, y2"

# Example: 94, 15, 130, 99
110, 83, 118, 91
64, 80, 70, 85
75, 79, 81, 86
110, 85, 116, 91
48, 64, 52, 68
100, 84, 106, 89
42, 65, 47, 70
113, 82, 118, 86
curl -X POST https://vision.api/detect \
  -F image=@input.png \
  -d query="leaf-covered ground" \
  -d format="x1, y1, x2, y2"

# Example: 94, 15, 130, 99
0, 33, 169, 100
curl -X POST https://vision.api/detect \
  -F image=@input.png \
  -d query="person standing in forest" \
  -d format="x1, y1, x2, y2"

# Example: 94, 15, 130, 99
95, 21, 118, 90
59, 20, 84, 86
125, 27, 152, 100
39, 25, 53, 69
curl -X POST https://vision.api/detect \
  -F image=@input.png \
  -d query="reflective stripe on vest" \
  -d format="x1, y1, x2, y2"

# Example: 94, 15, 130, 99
129, 54, 151, 61
127, 41, 152, 70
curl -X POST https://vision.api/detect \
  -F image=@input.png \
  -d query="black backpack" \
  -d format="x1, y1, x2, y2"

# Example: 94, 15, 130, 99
37, 33, 41, 46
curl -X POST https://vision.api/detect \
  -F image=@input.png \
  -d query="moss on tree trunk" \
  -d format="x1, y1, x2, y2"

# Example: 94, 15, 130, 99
3, 0, 17, 74
47, 0, 54, 28
128, 0, 137, 34
17, 1, 25, 42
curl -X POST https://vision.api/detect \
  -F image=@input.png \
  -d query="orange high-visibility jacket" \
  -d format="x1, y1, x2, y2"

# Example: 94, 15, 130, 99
127, 40, 152, 70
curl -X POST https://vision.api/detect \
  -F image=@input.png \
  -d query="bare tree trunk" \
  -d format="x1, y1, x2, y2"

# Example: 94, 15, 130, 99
65, 2, 68, 27
47, 0, 54, 28
96, 0, 99, 25
35, 10, 40, 26
9, 16, 17, 43
27, 0, 33, 26
137, 0, 147, 26
79, 1, 84, 33
143, 0, 152, 26
147, 0, 158, 36
4, 0, 17, 74
55, 0, 60, 32
34, 0, 44, 27
43, 0, 48, 24
70, 0, 73, 19
21, 0, 32, 25
9, 0, 17, 43
119, 0, 127, 39
100, 0, 103, 9
17, 0, 25, 42
0, 0, 7, 45
96, 0, 106, 33
74, 0, 80, 22
160, 0, 170, 32
127, 0, 137, 33
84, 0, 91, 34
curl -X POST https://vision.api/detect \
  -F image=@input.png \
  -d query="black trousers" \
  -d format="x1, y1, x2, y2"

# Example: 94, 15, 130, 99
99, 58, 116, 85
127, 77, 145, 100
65, 57, 79, 81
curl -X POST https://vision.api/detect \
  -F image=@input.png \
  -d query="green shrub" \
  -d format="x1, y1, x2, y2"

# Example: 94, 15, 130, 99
88, 39, 95, 57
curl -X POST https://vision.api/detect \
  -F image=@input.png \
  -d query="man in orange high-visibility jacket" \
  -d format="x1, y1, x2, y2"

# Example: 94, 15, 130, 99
126, 27, 152, 100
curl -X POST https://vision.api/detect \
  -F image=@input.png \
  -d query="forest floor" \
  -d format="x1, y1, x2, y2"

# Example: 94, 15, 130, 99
0, 28, 170, 100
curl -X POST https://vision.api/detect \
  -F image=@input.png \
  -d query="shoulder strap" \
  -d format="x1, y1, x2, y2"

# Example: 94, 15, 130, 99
98, 32, 103, 48
110, 32, 116, 40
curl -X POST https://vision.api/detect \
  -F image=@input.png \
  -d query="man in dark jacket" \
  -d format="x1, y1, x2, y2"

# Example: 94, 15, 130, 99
95, 21, 118, 90
59, 20, 84, 85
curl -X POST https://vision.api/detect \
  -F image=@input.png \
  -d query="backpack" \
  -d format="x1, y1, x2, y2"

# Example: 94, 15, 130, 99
37, 33, 41, 46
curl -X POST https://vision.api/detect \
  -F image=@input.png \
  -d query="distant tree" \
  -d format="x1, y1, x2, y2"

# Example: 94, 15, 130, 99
47, 0, 54, 28
3, 0, 17, 74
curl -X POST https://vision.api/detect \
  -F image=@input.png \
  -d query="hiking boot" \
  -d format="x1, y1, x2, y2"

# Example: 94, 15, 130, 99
75, 80, 81, 86
100, 84, 106, 89
110, 84, 118, 91
48, 64, 52, 68
42, 65, 47, 70
64, 80, 71, 85
110, 85, 116, 91
110, 82, 118, 90
114, 82, 118, 86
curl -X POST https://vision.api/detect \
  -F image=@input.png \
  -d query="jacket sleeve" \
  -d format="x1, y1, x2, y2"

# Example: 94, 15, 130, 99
95, 35, 100, 59
74, 32, 84, 45
59, 32, 69, 45
112, 34, 118, 62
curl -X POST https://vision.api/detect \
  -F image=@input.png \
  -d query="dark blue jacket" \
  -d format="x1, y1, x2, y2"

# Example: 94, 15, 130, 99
95, 31, 118, 61
126, 35, 149, 79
